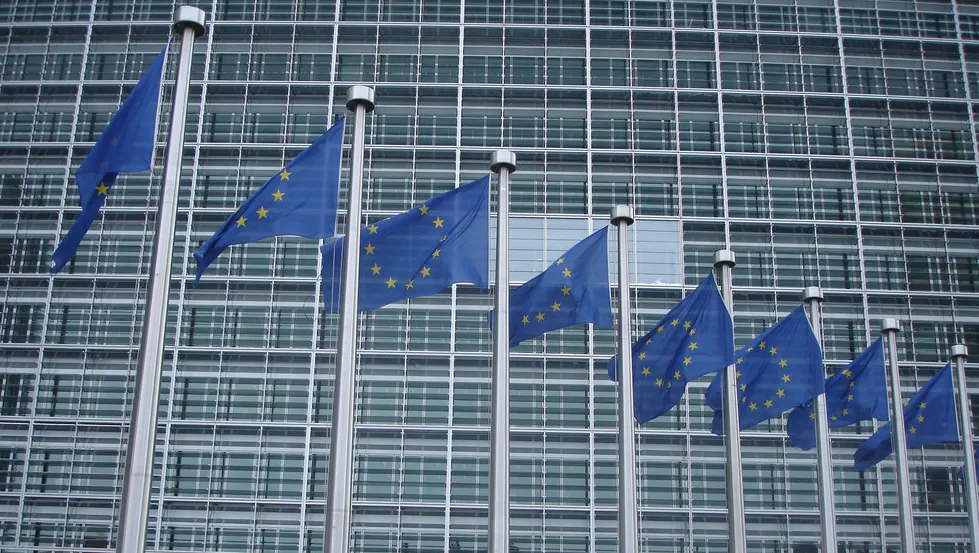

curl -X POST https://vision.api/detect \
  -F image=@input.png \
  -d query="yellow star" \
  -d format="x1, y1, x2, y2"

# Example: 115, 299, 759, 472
735, 370, 741, 378
279, 169, 291, 180
440, 235, 447, 242
536, 312, 545, 322
917, 415, 924, 422
689, 329, 696, 336
96, 182, 110, 195
674, 370, 681, 379
656, 327, 663, 333
405, 280, 414, 289
742, 396, 747, 404
370, 264, 381, 275
842, 408, 848, 416
272, 189, 284, 201
521, 315, 529, 324
688, 342, 698, 351
831, 415, 838, 421
909, 427, 916, 434
842, 369, 852, 377
257, 206, 269, 219
639, 352, 646, 360
646, 338, 652, 344
419, 205, 429, 215
779, 359, 788, 368
561, 285, 571, 296
551, 301, 561, 311
683, 321, 691, 329
642, 367, 650, 376
781, 374, 790, 383
364, 243, 375, 254
747, 347, 754, 352
683, 357, 691, 365
769, 346, 777, 355
847, 394, 853, 401
740, 384, 746, 391
555, 257, 565, 265
667, 381, 672, 388
764, 399, 773, 408
236, 217, 246, 227
655, 378, 664, 388
809, 412, 816, 420
749, 402, 757, 411
368, 224, 378, 234
671, 319, 679, 326
432, 249, 440, 258
759, 341, 766, 349
903, 399, 909, 406
849, 382, 855, 388
776, 389, 785, 398
433, 217, 445, 228
736, 357, 743, 364
919, 402, 926, 409
385, 277, 396, 288
562, 268, 572, 277
420, 267, 431, 277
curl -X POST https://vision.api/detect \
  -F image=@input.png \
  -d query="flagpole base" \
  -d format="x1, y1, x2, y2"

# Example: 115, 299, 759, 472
174, 6, 206, 36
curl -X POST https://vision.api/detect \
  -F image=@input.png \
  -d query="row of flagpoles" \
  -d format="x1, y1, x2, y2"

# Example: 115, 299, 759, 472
48, 7, 979, 553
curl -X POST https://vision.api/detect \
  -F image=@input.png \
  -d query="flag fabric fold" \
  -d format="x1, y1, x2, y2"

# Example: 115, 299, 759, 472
193, 116, 345, 283
320, 175, 490, 312
787, 338, 889, 450
705, 304, 824, 434
51, 47, 167, 274
607, 274, 734, 424
502, 227, 613, 348
854, 363, 958, 471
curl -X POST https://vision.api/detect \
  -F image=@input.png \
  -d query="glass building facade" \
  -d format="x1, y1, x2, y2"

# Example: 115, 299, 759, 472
2, 0, 979, 551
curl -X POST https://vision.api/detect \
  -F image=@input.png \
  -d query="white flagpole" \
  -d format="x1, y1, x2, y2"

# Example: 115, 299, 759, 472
713, 250, 746, 553
951, 345, 979, 553
803, 287, 837, 552
488, 149, 515, 553
881, 318, 915, 551
116, 8, 204, 553
323, 85, 375, 553
611, 205, 638, 553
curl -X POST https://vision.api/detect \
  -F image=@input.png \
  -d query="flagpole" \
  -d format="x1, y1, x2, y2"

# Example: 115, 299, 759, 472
116, 8, 204, 553
951, 344, 979, 552
803, 287, 838, 552
713, 249, 746, 553
881, 318, 915, 551
323, 85, 375, 553
611, 205, 638, 553
488, 149, 515, 553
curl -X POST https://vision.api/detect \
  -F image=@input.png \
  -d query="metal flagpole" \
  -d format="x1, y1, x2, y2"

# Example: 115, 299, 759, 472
951, 345, 979, 553
488, 149, 515, 553
803, 287, 838, 552
323, 85, 375, 553
713, 250, 746, 553
881, 318, 915, 551
611, 205, 638, 553
116, 8, 204, 553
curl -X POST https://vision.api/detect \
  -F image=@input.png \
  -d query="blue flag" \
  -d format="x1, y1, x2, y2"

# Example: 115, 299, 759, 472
606, 274, 734, 424
51, 48, 166, 274
705, 305, 824, 434
321, 176, 490, 312
502, 227, 613, 348
194, 117, 345, 283
854, 363, 958, 471
786, 338, 890, 450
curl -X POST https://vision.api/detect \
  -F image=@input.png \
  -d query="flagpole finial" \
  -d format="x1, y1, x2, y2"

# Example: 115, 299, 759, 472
803, 286, 823, 302
174, 6, 206, 37
490, 149, 516, 173
346, 85, 375, 113
610, 205, 634, 226
951, 344, 969, 359
713, 249, 736, 268
881, 318, 901, 333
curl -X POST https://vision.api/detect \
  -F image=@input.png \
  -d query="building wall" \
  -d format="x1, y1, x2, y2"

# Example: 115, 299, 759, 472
1, 0, 979, 551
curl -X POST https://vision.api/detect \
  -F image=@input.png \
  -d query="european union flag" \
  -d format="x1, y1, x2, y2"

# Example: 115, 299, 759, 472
786, 338, 889, 450
503, 227, 613, 348
606, 274, 734, 424
194, 117, 344, 283
321, 176, 490, 312
705, 305, 824, 434
51, 48, 167, 274
854, 363, 958, 471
